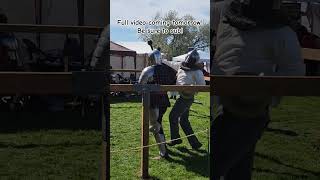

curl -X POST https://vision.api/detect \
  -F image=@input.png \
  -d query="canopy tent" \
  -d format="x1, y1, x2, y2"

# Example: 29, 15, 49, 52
110, 41, 139, 78
110, 41, 136, 57
117, 42, 152, 54
172, 50, 210, 63
172, 50, 211, 73
115, 41, 155, 74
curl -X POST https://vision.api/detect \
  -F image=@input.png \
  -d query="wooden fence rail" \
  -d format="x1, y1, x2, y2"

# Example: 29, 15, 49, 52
110, 84, 210, 92
210, 75, 320, 96
0, 72, 72, 95
302, 48, 320, 62
0, 23, 103, 34
110, 69, 142, 73
0, 73, 319, 96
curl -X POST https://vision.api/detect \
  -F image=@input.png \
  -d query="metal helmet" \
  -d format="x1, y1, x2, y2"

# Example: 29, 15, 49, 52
181, 50, 200, 71
148, 49, 162, 65
186, 49, 200, 63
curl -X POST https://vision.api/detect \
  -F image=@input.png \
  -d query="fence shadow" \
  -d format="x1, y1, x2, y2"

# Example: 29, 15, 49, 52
266, 127, 299, 137
253, 167, 309, 179
0, 107, 102, 133
110, 95, 141, 104
255, 152, 320, 177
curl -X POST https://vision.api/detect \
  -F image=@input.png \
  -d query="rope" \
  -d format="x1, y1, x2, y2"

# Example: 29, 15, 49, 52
110, 129, 209, 153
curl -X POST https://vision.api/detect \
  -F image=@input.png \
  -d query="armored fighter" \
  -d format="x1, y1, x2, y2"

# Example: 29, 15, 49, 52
138, 49, 177, 158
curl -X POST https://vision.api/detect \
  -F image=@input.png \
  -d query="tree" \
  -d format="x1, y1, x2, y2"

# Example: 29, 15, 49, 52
139, 11, 210, 60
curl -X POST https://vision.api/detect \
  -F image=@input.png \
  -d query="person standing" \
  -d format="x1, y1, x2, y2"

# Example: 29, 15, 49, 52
211, 0, 305, 179
0, 11, 23, 71
164, 50, 206, 150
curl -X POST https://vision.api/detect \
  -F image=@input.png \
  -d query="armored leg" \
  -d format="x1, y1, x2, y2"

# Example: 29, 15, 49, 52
149, 108, 168, 158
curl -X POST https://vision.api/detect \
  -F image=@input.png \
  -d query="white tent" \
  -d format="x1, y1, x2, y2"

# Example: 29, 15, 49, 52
117, 41, 166, 57
172, 50, 210, 63
172, 50, 210, 73
117, 42, 152, 54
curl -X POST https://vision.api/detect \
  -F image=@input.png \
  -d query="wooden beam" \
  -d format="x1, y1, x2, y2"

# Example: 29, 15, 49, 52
1, 73, 319, 96
134, 56, 137, 78
110, 84, 210, 92
0, 72, 72, 95
111, 75, 320, 96
211, 75, 320, 96
104, 0, 109, 26
110, 69, 142, 73
302, 48, 320, 62
77, 0, 85, 65
34, 0, 42, 48
105, 94, 110, 180
141, 92, 150, 179
101, 96, 108, 180
0, 24, 103, 34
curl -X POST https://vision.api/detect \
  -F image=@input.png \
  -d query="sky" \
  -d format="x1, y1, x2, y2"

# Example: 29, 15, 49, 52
110, 0, 210, 42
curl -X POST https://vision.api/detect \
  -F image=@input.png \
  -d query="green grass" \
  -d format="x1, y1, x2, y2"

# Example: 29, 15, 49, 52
0, 109, 102, 180
111, 95, 320, 180
110, 93, 211, 179
0, 130, 101, 179
253, 97, 320, 180
0, 95, 319, 179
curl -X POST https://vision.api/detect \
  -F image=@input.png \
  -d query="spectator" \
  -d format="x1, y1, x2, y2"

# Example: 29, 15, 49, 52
0, 11, 24, 71
211, 0, 305, 179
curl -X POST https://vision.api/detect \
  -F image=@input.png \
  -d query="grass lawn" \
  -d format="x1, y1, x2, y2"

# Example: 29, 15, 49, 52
0, 94, 319, 179
254, 97, 320, 180
111, 93, 210, 179
111, 94, 320, 180
0, 104, 102, 179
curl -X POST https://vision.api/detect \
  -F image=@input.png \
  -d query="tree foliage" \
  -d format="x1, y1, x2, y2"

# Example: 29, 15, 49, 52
139, 11, 210, 60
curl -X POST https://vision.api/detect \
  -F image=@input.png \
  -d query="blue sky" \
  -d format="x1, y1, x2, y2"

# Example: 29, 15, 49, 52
110, 0, 210, 42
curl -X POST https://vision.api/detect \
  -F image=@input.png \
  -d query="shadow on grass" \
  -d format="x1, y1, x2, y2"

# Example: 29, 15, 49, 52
0, 142, 101, 149
255, 152, 320, 177
253, 167, 309, 179
166, 147, 209, 177
110, 95, 141, 104
0, 107, 102, 133
266, 128, 299, 137
143, 176, 160, 180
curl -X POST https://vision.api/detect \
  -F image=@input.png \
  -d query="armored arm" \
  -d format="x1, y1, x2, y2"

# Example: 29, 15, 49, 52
90, 26, 109, 69
138, 66, 155, 84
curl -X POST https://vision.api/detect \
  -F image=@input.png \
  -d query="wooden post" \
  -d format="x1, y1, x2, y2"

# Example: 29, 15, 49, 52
144, 54, 147, 67
134, 56, 137, 80
34, 0, 42, 48
141, 91, 150, 179
101, 95, 108, 180
121, 56, 124, 77
63, 56, 69, 72
102, 141, 107, 180
77, 0, 85, 65
103, 0, 109, 26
